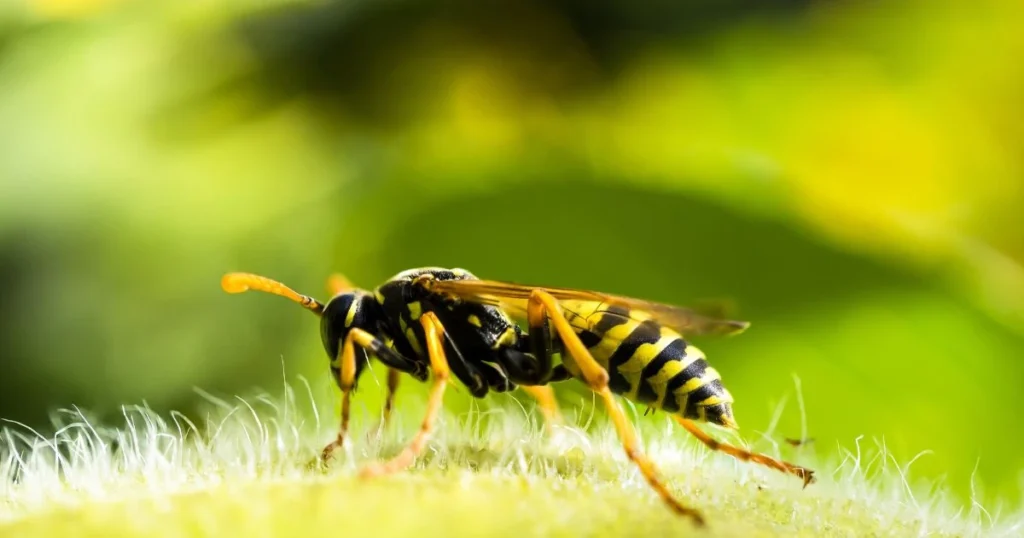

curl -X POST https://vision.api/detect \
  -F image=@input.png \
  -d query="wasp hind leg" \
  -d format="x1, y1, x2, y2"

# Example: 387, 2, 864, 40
525, 289, 706, 527
674, 417, 816, 487
358, 312, 451, 478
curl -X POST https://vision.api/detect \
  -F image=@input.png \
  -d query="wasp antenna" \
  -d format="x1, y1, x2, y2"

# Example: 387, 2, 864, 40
221, 272, 325, 316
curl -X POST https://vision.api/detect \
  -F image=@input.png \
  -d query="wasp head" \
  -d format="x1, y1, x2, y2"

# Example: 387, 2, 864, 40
320, 291, 382, 359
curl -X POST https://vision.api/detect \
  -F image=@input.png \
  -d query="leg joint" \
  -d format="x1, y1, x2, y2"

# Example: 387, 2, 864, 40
588, 370, 610, 390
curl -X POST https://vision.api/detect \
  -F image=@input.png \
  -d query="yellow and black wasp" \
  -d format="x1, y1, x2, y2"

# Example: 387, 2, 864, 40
221, 267, 814, 526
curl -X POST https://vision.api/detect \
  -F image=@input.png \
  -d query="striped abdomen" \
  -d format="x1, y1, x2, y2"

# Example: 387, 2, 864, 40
561, 300, 737, 428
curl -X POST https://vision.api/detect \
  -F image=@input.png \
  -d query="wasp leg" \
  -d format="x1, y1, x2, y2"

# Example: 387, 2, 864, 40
422, 301, 491, 398
327, 272, 355, 295
548, 364, 573, 382
518, 385, 564, 433
478, 362, 517, 393
358, 312, 451, 478
526, 289, 705, 526
319, 328, 384, 464
495, 349, 564, 431
365, 367, 402, 443
674, 417, 816, 487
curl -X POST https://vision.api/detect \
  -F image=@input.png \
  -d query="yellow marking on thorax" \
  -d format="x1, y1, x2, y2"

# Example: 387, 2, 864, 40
493, 327, 516, 349
399, 316, 423, 356
344, 300, 358, 328
408, 301, 423, 320
374, 290, 385, 304
467, 314, 482, 327
406, 328, 423, 355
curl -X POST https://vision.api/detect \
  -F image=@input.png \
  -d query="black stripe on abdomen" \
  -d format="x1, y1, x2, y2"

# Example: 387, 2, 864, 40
686, 377, 724, 407
577, 330, 603, 349
636, 338, 686, 404
663, 355, 709, 413
606, 319, 661, 395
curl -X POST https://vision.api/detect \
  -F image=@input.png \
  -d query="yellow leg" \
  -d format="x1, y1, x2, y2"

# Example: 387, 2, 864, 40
519, 385, 564, 433
319, 327, 379, 463
675, 417, 815, 487
327, 272, 355, 295
358, 312, 450, 478
527, 289, 705, 527
329, 273, 411, 444
366, 368, 402, 442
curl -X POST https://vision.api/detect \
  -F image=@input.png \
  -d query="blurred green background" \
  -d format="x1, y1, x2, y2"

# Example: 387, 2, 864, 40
2, 0, 1023, 509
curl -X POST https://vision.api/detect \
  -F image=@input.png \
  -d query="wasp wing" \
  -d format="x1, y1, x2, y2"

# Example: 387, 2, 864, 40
426, 279, 750, 337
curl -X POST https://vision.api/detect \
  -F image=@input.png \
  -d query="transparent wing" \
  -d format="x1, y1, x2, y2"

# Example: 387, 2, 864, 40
425, 278, 750, 337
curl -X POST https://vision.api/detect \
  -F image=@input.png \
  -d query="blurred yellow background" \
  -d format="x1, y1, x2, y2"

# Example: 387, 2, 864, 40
2, 0, 1022, 508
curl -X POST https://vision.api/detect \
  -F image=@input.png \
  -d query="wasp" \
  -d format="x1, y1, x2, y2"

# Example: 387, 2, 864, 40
222, 267, 814, 526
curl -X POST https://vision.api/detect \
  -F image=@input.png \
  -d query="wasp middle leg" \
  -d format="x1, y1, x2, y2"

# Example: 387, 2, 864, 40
525, 289, 706, 526
358, 312, 451, 478
365, 367, 403, 442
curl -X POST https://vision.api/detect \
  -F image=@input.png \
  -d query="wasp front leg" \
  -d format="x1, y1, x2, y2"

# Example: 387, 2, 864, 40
326, 272, 431, 448
319, 329, 379, 463
320, 329, 423, 465
358, 312, 452, 478
525, 289, 706, 527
